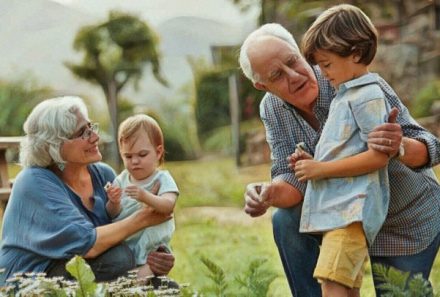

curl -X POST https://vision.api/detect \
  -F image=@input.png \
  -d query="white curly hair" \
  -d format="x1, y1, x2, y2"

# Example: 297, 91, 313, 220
239, 23, 300, 83
20, 96, 89, 167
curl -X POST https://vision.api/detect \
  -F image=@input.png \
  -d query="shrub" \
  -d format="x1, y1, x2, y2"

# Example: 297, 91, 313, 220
1, 256, 184, 297
372, 263, 437, 297
410, 80, 440, 118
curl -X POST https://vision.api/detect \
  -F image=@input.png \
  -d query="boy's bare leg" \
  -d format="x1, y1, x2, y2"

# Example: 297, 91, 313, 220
348, 288, 360, 297
321, 280, 349, 297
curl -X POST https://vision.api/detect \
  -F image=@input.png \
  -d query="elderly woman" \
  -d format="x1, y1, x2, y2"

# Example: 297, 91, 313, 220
0, 96, 174, 285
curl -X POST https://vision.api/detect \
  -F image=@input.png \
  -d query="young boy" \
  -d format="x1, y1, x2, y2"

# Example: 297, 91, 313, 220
289, 4, 391, 297
105, 114, 179, 286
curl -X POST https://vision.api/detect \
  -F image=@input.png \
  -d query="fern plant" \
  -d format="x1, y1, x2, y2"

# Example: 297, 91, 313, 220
200, 256, 229, 297
200, 256, 277, 297
372, 263, 437, 297
235, 258, 277, 297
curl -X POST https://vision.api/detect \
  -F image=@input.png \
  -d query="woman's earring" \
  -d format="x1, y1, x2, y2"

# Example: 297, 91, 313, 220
56, 162, 65, 172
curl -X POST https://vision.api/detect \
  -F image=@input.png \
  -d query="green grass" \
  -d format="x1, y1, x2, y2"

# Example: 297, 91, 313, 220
166, 160, 440, 296
164, 157, 270, 208
169, 208, 290, 296
3, 160, 440, 295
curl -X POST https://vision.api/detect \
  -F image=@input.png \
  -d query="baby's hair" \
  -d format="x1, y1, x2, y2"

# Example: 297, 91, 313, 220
118, 114, 165, 165
301, 4, 378, 65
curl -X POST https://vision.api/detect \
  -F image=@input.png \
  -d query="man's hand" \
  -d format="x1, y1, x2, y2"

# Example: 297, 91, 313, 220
368, 107, 402, 157
147, 247, 175, 276
243, 183, 271, 217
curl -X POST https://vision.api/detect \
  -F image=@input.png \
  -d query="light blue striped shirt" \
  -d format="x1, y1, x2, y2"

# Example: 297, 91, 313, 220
299, 73, 390, 246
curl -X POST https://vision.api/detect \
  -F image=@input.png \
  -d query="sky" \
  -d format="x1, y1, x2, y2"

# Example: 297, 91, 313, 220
50, 0, 258, 27
0, 0, 259, 114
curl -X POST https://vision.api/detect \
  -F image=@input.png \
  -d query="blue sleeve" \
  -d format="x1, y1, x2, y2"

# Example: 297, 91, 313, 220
349, 86, 390, 143
1, 168, 96, 259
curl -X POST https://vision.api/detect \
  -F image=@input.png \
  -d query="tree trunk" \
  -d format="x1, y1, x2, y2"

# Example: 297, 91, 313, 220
105, 80, 121, 169
229, 74, 241, 166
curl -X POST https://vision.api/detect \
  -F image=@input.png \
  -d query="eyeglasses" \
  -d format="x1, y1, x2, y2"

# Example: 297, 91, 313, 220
71, 122, 99, 140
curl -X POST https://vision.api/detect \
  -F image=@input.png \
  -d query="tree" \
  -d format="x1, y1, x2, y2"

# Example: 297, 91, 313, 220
230, 0, 397, 37
65, 10, 167, 166
0, 77, 52, 136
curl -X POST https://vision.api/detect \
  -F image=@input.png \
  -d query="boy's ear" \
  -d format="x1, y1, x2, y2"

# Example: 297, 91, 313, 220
254, 82, 267, 91
351, 50, 362, 63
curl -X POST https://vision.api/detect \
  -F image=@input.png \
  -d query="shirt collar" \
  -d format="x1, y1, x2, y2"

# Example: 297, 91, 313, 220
339, 72, 379, 92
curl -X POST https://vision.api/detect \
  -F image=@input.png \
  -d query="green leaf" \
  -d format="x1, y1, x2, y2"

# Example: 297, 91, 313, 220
66, 255, 97, 297
235, 258, 277, 297
200, 256, 228, 297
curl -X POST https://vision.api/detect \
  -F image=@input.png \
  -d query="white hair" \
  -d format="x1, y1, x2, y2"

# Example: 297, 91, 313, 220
239, 23, 300, 83
20, 96, 89, 168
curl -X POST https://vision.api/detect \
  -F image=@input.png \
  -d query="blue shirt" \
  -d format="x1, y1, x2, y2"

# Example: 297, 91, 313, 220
0, 162, 115, 284
300, 73, 390, 246
261, 66, 440, 256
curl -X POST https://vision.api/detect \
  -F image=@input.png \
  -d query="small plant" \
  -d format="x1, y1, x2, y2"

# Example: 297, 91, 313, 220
200, 256, 229, 297
372, 263, 437, 297
235, 258, 277, 297
200, 256, 277, 297
0, 256, 186, 297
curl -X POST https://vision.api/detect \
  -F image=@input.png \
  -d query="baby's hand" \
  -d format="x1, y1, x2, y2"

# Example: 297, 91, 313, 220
124, 185, 146, 201
106, 183, 122, 205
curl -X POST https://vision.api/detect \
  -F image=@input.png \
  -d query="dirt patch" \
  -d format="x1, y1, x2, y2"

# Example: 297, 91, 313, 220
176, 206, 272, 226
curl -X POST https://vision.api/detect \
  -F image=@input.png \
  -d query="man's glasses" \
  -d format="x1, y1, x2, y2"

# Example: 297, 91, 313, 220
71, 122, 99, 140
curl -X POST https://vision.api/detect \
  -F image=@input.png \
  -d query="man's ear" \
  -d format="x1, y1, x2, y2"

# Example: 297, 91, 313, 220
254, 82, 267, 91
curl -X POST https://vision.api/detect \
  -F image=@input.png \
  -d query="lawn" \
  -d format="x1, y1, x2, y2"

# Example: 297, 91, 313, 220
165, 159, 440, 296
3, 159, 440, 296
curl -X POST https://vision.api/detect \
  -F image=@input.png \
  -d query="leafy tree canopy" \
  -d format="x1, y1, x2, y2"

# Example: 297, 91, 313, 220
0, 77, 52, 136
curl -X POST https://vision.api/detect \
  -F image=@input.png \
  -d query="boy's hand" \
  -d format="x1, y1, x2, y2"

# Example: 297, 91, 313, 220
287, 148, 313, 170
294, 159, 322, 182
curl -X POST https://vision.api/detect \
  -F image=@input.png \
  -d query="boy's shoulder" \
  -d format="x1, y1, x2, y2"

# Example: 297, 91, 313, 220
344, 74, 384, 103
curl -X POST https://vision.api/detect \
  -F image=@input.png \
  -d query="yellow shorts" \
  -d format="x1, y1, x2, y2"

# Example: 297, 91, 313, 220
313, 222, 368, 288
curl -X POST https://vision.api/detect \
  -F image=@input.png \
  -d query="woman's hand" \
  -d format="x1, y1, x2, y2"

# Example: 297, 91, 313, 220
134, 206, 172, 229
147, 247, 175, 276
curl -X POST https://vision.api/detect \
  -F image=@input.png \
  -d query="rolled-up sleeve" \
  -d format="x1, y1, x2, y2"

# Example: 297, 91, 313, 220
379, 77, 440, 168
260, 96, 307, 196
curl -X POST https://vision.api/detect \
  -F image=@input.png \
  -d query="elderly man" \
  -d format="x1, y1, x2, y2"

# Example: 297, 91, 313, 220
239, 23, 440, 297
